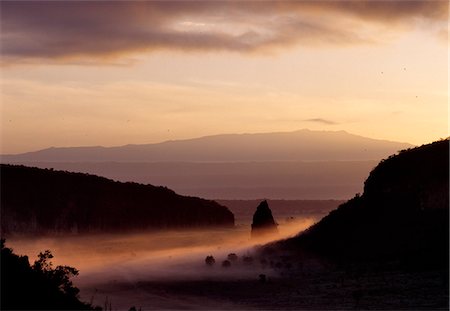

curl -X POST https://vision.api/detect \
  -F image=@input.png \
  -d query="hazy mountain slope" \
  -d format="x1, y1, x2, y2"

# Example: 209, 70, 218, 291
12, 160, 377, 199
1, 129, 413, 162
265, 139, 449, 267
0, 165, 234, 235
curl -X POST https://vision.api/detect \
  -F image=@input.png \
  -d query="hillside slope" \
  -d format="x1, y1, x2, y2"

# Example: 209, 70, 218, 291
0, 165, 234, 235
267, 139, 449, 268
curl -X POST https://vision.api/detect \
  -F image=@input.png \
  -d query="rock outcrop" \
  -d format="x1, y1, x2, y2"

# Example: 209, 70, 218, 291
251, 200, 278, 237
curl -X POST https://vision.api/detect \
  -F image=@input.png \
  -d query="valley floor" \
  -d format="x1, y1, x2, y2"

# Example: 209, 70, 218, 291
81, 268, 449, 310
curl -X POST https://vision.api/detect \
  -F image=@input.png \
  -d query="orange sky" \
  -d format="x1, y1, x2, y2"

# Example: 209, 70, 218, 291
0, 1, 448, 154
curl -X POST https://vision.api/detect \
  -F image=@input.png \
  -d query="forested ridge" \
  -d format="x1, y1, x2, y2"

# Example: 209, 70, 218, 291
1, 164, 234, 235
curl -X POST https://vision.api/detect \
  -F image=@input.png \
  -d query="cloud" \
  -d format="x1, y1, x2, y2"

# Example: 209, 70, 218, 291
304, 118, 339, 125
1, 1, 447, 64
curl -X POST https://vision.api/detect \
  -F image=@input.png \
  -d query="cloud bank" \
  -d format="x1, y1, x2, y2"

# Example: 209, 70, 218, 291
305, 118, 338, 125
1, 1, 447, 63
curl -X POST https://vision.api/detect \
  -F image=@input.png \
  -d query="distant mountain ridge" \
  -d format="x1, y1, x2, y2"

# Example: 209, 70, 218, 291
1, 129, 413, 162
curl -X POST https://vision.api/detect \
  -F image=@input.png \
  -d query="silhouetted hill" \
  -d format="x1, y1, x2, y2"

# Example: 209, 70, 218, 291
266, 139, 449, 268
1, 165, 234, 235
1, 129, 413, 162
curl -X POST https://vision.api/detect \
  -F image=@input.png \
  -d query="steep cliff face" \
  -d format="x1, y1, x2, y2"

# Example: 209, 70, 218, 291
363, 140, 449, 212
1, 165, 234, 235
269, 140, 449, 268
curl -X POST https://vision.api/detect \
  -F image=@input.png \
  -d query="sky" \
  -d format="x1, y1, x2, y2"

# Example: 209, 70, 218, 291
0, 1, 448, 154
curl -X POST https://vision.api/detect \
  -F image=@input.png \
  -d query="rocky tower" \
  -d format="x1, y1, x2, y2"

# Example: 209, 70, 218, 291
251, 200, 278, 237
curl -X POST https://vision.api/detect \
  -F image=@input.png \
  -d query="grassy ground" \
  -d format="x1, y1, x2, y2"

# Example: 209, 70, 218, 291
82, 268, 449, 310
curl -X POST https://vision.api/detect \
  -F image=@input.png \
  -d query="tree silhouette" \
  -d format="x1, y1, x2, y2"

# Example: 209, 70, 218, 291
222, 260, 231, 268
205, 255, 215, 266
227, 253, 238, 262
0, 239, 97, 310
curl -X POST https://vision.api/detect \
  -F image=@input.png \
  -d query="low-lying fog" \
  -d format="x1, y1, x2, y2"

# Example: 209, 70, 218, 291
7, 218, 315, 309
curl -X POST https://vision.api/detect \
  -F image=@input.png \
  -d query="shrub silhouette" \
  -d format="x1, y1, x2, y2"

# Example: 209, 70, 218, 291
0, 239, 96, 310
258, 274, 267, 283
222, 260, 231, 268
227, 253, 238, 262
243, 256, 254, 265
205, 255, 215, 266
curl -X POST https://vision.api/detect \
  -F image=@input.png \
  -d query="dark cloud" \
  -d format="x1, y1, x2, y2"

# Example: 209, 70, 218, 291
0, 1, 447, 63
304, 118, 339, 125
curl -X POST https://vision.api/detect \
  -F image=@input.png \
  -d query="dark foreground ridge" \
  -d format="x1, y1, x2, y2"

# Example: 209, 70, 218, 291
263, 139, 449, 268
1, 164, 234, 235
1, 239, 98, 310
216, 139, 449, 309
